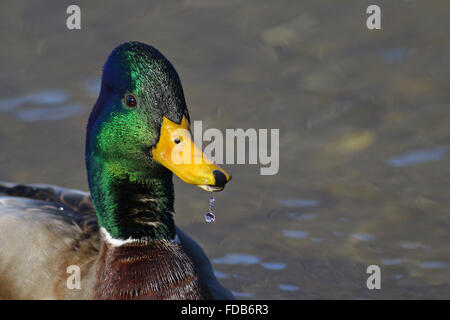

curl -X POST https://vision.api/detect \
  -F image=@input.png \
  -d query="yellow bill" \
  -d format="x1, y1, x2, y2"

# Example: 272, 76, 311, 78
152, 116, 231, 191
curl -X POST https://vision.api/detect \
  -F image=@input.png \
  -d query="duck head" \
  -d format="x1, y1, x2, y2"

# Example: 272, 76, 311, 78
86, 42, 230, 192
85, 42, 231, 240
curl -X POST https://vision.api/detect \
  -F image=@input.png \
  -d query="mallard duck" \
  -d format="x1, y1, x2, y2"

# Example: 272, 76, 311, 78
0, 42, 233, 300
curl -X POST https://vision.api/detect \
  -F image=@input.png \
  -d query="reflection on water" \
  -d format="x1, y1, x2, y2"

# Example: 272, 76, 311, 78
0, 90, 68, 111
213, 270, 228, 280
232, 291, 254, 298
16, 104, 85, 122
276, 198, 320, 208
400, 242, 429, 250
381, 259, 403, 266
378, 48, 406, 64
282, 230, 309, 239
84, 78, 101, 98
386, 146, 450, 167
278, 284, 300, 292
419, 262, 448, 269
1, 0, 449, 299
332, 231, 345, 237
287, 212, 317, 220
0, 89, 86, 122
212, 254, 261, 265
350, 233, 374, 242
261, 262, 286, 271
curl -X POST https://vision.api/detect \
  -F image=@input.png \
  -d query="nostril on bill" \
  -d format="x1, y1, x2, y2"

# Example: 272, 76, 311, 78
213, 170, 227, 188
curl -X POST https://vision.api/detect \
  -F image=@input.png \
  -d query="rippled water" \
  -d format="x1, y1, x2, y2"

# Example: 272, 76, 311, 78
0, 1, 449, 299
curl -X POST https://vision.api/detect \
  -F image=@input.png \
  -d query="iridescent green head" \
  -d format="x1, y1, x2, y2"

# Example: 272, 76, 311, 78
86, 42, 189, 184
85, 42, 230, 239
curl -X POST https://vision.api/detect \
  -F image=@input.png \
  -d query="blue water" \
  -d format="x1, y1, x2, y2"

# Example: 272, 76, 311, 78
380, 259, 403, 265
232, 291, 254, 298
84, 78, 101, 97
276, 198, 320, 208
212, 253, 261, 265
0, 89, 86, 122
386, 146, 450, 167
278, 284, 300, 292
350, 233, 375, 241
213, 270, 229, 279
260, 262, 287, 270
0, 89, 68, 111
379, 48, 406, 64
400, 242, 429, 250
287, 212, 317, 220
419, 261, 448, 269
282, 230, 309, 239
15, 104, 85, 122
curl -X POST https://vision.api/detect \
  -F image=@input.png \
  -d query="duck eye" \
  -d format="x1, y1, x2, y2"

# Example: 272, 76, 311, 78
174, 137, 181, 144
125, 94, 137, 107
